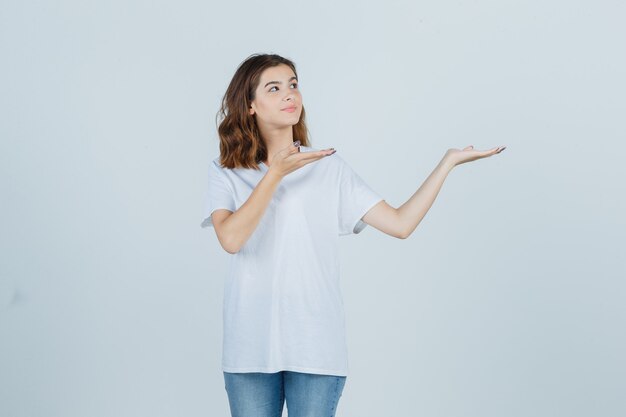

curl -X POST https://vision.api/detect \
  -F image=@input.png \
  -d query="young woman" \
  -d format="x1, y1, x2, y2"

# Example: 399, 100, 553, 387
202, 53, 505, 417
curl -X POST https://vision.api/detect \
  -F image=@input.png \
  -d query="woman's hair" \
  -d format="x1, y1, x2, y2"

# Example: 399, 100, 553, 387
215, 53, 311, 170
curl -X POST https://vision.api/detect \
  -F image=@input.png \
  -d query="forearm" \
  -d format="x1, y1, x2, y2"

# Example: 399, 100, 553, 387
221, 170, 282, 253
397, 157, 454, 238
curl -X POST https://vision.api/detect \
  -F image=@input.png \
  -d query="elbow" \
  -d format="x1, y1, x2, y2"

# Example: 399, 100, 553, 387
218, 236, 240, 254
222, 241, 240, 254
393, 210, 411, 239
224, 246, 239, 255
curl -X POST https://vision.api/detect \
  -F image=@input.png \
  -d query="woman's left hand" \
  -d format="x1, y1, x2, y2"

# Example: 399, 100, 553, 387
443, 145, 506, 169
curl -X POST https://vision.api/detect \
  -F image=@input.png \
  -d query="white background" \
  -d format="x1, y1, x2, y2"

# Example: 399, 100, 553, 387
1, 0, 624, 416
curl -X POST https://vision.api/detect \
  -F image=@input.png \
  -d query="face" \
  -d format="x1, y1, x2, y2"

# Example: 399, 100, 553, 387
249, 64, 302, 129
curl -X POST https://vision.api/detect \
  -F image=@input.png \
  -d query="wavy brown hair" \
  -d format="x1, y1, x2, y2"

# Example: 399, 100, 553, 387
215, 53, 311, 170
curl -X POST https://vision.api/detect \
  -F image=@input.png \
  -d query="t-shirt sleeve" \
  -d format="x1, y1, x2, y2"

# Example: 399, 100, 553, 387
336, 155, 384, 236
200, 161, 236, 228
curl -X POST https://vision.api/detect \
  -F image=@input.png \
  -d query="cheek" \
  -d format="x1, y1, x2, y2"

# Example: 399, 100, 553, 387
256, 99, 274, 113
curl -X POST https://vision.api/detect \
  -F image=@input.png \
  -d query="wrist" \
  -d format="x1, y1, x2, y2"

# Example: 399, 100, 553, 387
440, 155, 455, 173
264, 167, 283, 184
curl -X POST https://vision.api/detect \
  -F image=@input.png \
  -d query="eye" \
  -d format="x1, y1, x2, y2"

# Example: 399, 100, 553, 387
269, 83, 298, 92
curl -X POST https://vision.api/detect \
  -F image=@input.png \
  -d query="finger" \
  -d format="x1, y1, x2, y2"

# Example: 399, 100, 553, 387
280, 143, 300, 158
292, 149, 331, 158
289, 150, 333, 164
283, 140, 301, 152
300, 149, 335, 160
485, 146, 504, 156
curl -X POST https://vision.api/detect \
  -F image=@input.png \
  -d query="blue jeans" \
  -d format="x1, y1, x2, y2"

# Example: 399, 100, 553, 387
223, 371, 347, 417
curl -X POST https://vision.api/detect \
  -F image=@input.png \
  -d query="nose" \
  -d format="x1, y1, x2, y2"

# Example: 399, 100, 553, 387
283, 90, 296, 101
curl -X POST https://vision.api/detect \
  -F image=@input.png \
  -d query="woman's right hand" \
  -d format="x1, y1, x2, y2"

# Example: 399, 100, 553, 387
267, 140, 336, 179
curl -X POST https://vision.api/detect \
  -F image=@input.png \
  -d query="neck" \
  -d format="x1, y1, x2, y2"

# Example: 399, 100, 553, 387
260, 125, 295, 166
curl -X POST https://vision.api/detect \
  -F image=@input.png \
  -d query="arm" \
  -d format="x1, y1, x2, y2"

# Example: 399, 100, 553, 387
212, 170, 282, 254
362, 144, 505, 239
362, 157, 453, 239
211, 144, 336, 254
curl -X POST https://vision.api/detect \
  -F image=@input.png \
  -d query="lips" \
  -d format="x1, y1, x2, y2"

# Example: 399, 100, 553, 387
281, 105, 297, 111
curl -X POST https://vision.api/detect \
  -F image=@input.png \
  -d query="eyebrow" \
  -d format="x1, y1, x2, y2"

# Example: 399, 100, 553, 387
264, 76, 298, 88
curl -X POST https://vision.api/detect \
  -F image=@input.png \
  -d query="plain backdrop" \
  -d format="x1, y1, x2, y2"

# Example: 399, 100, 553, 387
1, 0, 624, 416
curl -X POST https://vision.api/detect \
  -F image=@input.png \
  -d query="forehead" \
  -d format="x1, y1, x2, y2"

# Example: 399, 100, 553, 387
259, 64, 296, 83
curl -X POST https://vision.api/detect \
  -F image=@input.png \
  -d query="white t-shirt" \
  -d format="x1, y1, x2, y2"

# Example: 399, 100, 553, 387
201, 146, 384, 377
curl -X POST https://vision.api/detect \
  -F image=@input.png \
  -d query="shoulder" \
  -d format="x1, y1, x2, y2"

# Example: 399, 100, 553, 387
211, 156, 223, 167
210, 156, 233, 173
208, 156, 231, 181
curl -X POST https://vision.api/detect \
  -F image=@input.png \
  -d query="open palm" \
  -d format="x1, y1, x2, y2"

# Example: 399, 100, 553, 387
445, 145, 506, 168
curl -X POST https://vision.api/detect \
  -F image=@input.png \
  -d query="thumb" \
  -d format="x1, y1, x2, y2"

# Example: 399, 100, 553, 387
284, 140, 300, 151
